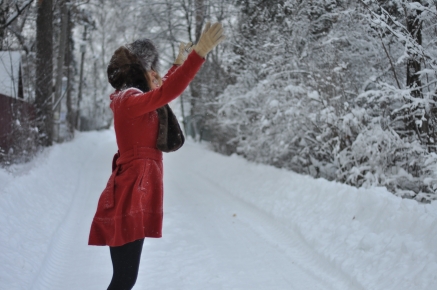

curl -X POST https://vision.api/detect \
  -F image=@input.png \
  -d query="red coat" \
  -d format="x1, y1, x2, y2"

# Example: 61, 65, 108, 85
89, 51, 204, 246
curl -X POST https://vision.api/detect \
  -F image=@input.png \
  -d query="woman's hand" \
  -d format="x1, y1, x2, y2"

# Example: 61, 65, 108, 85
174, 42, 194, 65
194, 22, 226, 58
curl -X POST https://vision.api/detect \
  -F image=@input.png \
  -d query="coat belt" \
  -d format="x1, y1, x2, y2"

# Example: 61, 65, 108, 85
103, 146, 162, 209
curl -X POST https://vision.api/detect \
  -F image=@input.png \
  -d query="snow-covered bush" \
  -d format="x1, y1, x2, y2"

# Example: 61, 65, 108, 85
209, 0, 437, 202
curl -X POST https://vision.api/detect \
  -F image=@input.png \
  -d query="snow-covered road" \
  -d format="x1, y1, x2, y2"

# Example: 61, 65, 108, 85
27, 131, 358, 290
1, 130, 436, 290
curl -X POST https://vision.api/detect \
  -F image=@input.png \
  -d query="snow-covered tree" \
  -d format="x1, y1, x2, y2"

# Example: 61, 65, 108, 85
210, 0, 437, 201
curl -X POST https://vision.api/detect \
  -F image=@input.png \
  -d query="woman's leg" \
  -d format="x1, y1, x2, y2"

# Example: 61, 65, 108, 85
107, 238, 145, 290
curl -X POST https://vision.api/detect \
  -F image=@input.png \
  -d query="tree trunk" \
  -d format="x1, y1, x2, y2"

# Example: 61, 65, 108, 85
189, 0, 205, 140
195, 0, 206, 42
0, 2, 7, 50
53, 0, 69, 142
76, 25, 87, 130
404, 2, 428, 143
35, 0, 53, 146
406, 2, 422, 98
66, 8, 75, 139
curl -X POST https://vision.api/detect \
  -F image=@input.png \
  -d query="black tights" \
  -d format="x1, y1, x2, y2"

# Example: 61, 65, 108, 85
107, 238, 144, 290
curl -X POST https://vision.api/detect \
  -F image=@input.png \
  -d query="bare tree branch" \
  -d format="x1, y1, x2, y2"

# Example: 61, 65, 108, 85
1, 0, 34, 29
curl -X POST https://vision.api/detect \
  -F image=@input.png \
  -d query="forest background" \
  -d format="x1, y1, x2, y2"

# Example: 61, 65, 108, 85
1, 0, 437, 202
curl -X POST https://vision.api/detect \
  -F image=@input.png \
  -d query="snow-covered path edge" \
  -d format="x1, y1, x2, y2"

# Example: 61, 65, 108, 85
181, 142, 437, 290
0, 131, 117, 289
0, 130, 436, 290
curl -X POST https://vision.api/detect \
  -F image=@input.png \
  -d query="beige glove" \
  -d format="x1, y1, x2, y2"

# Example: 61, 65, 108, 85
194, 22, 225, 58
174, 42, 193, 65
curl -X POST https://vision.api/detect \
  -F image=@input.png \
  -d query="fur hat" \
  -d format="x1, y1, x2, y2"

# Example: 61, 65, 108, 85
107, 39, 159, 91
125, 38, 160, 72
107, 46, 149, 91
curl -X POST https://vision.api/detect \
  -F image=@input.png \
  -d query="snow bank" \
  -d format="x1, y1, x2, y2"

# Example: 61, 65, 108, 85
180, 141, 437, 290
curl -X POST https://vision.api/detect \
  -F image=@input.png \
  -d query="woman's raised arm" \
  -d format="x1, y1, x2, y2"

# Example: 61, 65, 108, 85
121, 51, 205, 118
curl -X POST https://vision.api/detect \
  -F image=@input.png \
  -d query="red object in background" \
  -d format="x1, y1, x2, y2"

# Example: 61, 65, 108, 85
0, 94, 35, 154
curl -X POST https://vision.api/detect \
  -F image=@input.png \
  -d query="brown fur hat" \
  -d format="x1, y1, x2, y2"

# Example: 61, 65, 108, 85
125, 39, 160, 72
107, 46, 149, 92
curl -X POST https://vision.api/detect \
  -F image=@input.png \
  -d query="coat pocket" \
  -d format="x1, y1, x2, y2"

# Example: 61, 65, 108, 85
138, 161, 151, 193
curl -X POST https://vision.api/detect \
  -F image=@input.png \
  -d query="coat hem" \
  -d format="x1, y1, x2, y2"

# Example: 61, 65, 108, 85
88, 210, 163, 247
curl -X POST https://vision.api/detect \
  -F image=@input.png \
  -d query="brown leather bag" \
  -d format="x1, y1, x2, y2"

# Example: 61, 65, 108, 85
156, 104, 185, 152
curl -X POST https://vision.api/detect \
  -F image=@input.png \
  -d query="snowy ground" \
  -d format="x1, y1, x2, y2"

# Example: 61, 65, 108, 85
0, 130, 436, 290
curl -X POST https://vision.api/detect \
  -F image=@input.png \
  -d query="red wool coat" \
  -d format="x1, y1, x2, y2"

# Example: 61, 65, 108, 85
89, 52, 204, 246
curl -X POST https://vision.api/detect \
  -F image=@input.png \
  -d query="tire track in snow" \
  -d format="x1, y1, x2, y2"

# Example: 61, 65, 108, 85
147, 170, 323, 290
31, 133, 116, 290
189, 169, 366, 290
30, 135, 364, 290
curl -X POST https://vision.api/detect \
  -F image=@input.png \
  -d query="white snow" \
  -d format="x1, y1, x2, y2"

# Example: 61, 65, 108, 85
269, 99, 279, 108
0, 129, 436, 290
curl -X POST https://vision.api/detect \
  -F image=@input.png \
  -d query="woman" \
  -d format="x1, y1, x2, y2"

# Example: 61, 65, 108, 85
88, 22, 225, 290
